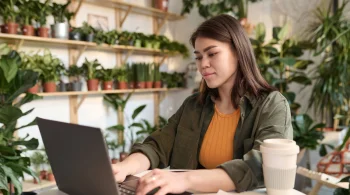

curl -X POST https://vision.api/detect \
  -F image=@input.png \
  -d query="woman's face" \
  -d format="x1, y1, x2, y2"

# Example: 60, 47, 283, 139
194, 37, 238, 89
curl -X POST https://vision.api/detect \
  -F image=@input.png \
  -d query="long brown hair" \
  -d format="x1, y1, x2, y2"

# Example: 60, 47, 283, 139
190, 14, 275, 108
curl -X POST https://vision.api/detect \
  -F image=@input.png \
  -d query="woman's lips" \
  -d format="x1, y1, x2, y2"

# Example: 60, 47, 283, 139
202, 73, 215, 79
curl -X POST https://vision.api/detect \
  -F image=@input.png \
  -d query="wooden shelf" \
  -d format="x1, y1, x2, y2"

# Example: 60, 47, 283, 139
82, 0, 185, 21
0, 33, 175, 56
31, 88, 184, 97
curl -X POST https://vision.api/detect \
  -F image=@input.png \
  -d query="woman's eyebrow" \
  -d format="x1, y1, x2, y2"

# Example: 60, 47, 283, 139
194, 45, 217, 54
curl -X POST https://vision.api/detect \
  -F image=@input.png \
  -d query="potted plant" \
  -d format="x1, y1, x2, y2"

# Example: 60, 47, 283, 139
105, 136, 120, 164
19, 51, 42, 93
116, 67, 128, 89
135, 63, 146, 88
143, 35, 153, 49
47, 168, 55, 182
134, 32, 144, 48
154, 64, 162, 88
69, 27, 83, 41
93, 29, 107, 45
145, 63, 154, 88
104, 30, 119, 45
150, 34, 161, 49
51, 1, 74, 39
126, 63, 136, 89
33, 0, 51, 37
67, 65, 83, 91
81, 22, 95, 42
38, 49, 65, 92
18, 0, 36, 36
30, 151, 47, 181
0, 0, 20, 34
0, 44, 41, 194
81, 58, 102, 91
153, 0, 168, 12
98, 67, 116, 90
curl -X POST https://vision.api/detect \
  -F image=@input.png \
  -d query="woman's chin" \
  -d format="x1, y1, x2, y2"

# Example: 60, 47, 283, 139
205, 81, 220, 89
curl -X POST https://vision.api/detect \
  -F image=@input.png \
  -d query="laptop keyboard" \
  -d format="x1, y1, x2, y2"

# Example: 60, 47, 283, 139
118, 183, 136, 195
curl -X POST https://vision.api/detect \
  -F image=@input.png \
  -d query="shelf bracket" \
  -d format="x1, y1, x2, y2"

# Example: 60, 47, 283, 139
155, 14, 169, 35
159, 55, 168, 65
74, 45, 87, 64
16, 39, 24, 50
77, 94, 87, 110
120, 5, 132, 27
74, 0, 84, 18
122, 50, 134, 65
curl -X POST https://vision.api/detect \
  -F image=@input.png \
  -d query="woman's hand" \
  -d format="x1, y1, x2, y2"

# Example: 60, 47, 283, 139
136, 169, 190, 195
112, 163, 129, 183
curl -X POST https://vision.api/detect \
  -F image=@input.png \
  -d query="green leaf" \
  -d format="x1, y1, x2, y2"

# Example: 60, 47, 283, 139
278, 24, 289, 41
279, 57, 296, 66
255, 23, 266, 42
14, 93, 42, 107
107, 124, 125, 131
289, 76, 312, 85
272, 27, 281, 40
0, 146, 16, 156
14, 118, 37, 131
2, 165, 22, 195
136, 130, 149, 135
319, 144, 327, 157
129, 123, 143, 129
12, 138, 39, 150
6, 162, 39, 183
293, 60, 313, 70
0, 51, 20, 83
0, 106, 23, 127
132, 105, 146, 120
0, 166, 8, 193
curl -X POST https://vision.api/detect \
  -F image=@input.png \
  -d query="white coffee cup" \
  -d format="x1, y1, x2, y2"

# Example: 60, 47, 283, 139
260, 139, 300, 195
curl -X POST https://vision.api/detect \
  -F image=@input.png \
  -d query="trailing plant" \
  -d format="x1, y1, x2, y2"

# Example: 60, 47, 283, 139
0, 43, 41, 195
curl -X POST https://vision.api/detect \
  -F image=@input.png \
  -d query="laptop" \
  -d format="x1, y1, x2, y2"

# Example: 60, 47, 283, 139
36, 117, 141, 195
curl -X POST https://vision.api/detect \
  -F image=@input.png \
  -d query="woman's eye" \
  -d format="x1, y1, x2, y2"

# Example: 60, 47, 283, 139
195, 56, 202, 60
208, 53, 217, 57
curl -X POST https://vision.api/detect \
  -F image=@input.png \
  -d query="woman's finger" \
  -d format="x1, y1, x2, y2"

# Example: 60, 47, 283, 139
137, 175, 165, 195
154, 185, 170, 195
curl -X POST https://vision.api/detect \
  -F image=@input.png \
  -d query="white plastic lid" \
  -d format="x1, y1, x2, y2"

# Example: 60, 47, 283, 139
260, 139, 299, 155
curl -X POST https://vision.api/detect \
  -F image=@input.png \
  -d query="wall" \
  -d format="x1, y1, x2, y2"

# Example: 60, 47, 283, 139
16, 0, 201, 165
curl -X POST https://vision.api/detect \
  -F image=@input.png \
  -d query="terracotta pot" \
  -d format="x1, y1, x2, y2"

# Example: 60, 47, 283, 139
111, 158, 119, 164
118, 82, 128, 89
146, 81, 153, 88
28, 83, 39, 93
22, 25, 35, 36
153, 0, 168, 12
33, 178, 38, 184
0, 25, 6, 33
137, 81, 146, 89
87, 79, 99, 91
128, 82, 136, 89
38, 27, 49, 38
43, 82, 56, 92
40, 170, 47, 180
47, 173, 55, 182
154, 81, 162, 88
8, 183, 15, 193
6, 22, 18, 34
102, 81, 113, 90
119, 152, 128, 162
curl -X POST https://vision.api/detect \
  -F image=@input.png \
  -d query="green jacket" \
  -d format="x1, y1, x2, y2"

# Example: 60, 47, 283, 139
131, 91, 293, 192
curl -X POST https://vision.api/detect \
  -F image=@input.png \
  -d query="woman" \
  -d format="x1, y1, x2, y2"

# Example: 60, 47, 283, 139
113, 14, 293, 194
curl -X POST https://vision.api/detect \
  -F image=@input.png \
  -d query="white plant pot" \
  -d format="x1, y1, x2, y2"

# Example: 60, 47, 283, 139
51, 23, 69, 39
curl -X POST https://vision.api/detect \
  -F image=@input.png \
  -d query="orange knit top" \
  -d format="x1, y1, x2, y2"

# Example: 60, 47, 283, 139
199, 105, 240, 169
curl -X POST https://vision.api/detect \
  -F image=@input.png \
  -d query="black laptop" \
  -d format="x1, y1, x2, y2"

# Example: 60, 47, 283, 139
37, 117, 142, 195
